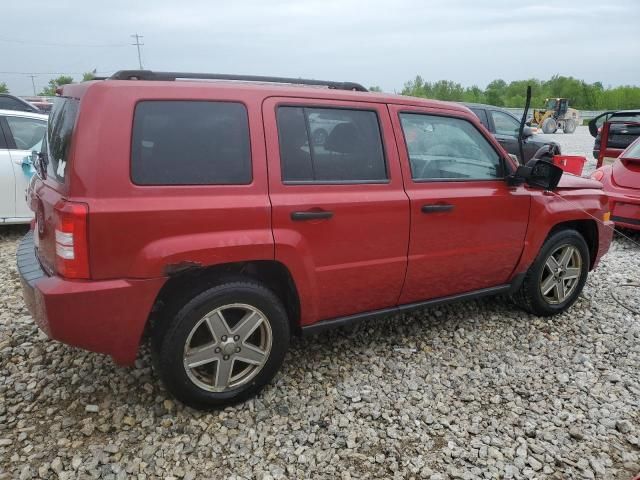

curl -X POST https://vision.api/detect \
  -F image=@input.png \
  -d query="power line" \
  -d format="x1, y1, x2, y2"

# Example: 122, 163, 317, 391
0, 36, 127, 48
0, 70, 117, 75
131, 33, 144, 69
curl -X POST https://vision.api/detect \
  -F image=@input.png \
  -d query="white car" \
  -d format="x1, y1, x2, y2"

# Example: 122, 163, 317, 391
0, 109, 48, 224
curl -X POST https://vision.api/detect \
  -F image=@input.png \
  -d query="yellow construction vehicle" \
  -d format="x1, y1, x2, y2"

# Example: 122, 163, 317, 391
530, 98, 581, 134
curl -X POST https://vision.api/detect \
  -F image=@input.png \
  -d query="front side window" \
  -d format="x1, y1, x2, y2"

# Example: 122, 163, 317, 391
490, 110, 520, 136
277, 106, 387, 182
6, 116, 47, 151
469, 108, 489, 130
400, 113, 502, 181
131, 101, 251, 185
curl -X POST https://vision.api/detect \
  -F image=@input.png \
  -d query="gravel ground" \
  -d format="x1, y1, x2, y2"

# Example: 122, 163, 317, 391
1, 130, 639, 479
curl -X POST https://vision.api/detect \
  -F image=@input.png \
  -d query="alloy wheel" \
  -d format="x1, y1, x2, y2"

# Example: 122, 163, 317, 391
539, 244, 583, 305
183, 303, 272, 392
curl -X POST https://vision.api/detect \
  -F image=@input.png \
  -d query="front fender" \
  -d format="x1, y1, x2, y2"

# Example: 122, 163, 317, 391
513, 188, 610, 275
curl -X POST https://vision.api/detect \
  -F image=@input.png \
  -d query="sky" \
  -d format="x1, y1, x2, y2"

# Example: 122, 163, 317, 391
1, 0, 639, 96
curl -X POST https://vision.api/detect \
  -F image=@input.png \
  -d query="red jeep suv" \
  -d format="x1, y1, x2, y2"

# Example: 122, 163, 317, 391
18, 71, 613, 409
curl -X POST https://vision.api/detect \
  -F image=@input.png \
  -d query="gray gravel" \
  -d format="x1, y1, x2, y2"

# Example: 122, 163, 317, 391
1, 167, 640, 478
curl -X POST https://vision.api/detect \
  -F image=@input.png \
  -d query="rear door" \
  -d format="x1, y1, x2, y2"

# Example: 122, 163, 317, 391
389, 104, 530, 304
0, 118, 16, 219
263, 97, 409, 325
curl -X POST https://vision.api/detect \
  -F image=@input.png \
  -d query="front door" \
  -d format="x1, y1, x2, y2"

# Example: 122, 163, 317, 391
3, 115, 47, 219
389, 105, 531, 304
0, 118, 17, 220
263, 97, 410, 325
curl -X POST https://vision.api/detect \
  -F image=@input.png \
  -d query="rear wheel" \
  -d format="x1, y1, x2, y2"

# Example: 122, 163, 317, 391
564, 119, 576, 134
513, 229, 589, 316
541, 118, 557, 134
153, 280, 290, 409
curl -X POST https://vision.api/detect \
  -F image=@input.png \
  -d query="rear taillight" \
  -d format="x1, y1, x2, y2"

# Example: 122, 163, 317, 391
54, 201, 90, 279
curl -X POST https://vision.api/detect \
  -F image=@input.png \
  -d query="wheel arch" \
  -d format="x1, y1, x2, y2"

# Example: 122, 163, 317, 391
547, 219, 599, 269
144, 260, 302, 344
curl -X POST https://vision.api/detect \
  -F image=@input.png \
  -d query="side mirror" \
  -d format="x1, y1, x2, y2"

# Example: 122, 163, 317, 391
522, 126, 534, 137
508, 159, 563, 191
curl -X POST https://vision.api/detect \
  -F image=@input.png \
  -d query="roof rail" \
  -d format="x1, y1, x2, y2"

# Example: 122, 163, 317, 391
108, 70, 368, 92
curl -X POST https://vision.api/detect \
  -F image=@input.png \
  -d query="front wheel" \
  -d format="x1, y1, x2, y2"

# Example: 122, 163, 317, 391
564, 119, 576, 134
513, 229, 589, 316
153, 280, 290, 409
541, 118, 557, 134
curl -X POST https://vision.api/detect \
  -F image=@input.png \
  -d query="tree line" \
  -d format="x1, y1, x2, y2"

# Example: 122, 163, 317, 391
396, 75, 640, 110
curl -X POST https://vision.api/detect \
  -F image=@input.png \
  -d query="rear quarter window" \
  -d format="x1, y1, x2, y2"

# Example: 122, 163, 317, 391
47, 97, 79, 182
131, 101, 251, 185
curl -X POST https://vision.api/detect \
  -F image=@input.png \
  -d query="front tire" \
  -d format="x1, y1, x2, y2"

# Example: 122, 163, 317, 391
153, 280, 290, 409
513, 229, 589, 316
541, 118, 557, 134
564, 119, 576, 134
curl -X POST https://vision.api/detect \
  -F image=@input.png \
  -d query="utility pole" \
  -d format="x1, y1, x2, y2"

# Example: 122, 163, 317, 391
131, 33, 144, 69
29, 75, 37, 96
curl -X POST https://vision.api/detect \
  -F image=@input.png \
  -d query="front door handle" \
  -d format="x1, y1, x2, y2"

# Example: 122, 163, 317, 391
291, 210, 334, 221
421, 204, 454, 214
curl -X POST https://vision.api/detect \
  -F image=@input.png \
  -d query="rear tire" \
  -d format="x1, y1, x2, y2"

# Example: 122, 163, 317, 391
564, 119, 576, 134
513, 229, 589, 316
152, 279, 290, 409
541, 118, 557, 134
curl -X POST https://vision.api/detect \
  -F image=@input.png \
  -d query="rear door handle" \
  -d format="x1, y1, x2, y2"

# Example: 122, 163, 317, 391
291, 210, 334, 221
421, 204, 454, 214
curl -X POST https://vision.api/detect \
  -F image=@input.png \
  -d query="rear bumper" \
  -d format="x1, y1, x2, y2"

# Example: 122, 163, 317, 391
607, 191, 640, 232
594, 220, 615, 269
17, 231, 166, 365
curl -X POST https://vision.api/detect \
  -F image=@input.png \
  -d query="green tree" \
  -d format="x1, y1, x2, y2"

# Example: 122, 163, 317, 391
82, 70, 96, 81
0, 82, 8, 93
39, 75, 74, 96
399, 74, 640, 110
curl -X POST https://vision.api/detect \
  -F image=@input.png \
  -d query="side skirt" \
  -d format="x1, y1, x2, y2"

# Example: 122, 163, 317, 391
301, 283, 517, 336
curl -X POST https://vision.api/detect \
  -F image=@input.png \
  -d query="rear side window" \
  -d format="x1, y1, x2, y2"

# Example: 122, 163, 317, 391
47, 97, 79, 182
131, 101, 251, 185
277, 106, 387, 183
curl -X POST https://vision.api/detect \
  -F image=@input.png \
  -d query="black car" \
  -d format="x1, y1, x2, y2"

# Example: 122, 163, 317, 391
463, 103, 560, 164
0, 94, 41, 113
588, 109, 640, 158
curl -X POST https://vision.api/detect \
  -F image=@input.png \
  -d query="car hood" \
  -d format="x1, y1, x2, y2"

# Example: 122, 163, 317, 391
556, 174, 603, 190
612, 158, 640, 190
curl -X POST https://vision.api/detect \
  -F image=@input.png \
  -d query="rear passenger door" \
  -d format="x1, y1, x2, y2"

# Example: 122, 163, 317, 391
389, 105, 530, 304
263, 98, 410, 325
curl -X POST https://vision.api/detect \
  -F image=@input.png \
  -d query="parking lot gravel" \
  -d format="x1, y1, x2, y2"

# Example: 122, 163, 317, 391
1, 128, 639, 480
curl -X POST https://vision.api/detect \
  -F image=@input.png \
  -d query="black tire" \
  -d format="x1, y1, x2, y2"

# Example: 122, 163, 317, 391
513, 229, 589, 316
541, 118, 557, 134
152, 279, 290, 409
564, 119, 576, 134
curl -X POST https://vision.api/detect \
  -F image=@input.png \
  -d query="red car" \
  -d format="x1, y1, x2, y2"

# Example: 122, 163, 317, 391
592, 135, 640, 230
18, 70, 613, 408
